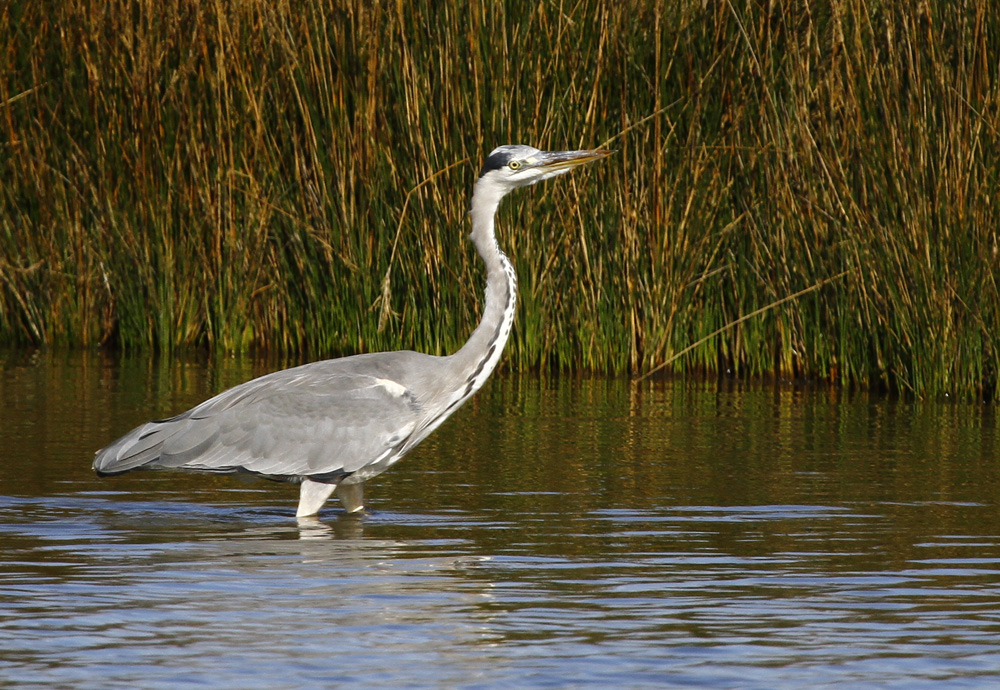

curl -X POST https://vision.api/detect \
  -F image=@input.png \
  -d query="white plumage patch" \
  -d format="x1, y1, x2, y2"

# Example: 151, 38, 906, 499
373, 377, 408, 397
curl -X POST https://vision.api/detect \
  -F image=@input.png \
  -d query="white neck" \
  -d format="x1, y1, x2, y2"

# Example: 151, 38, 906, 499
448, 177, 518, 401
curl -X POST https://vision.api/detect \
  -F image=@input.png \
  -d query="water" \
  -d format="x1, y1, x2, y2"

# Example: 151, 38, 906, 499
2, 350, 999, 689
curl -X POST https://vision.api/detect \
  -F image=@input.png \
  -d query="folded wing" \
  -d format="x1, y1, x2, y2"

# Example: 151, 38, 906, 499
93, 364, 425, 482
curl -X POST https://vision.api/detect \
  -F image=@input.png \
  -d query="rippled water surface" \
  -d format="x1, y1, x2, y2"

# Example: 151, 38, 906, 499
2, 350, 1000, 689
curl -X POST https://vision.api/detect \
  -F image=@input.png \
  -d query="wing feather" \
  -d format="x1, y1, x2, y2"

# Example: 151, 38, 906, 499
94, 358, 432, 482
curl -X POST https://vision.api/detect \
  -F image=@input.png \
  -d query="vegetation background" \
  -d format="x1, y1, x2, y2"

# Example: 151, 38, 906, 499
1, 0, 997, 399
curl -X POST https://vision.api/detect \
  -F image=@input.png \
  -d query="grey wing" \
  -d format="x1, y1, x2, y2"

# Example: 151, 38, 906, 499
93, 369, 424, 482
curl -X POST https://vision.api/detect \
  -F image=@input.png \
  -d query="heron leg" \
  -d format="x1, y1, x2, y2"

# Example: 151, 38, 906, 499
297, 479, 337, 517
335, 482, 365, 513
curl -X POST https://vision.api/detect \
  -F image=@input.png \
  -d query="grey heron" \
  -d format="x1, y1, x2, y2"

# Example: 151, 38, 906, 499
93, 145, 612, 517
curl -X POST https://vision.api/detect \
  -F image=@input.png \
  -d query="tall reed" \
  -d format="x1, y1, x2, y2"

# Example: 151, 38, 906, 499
1, 0, 997, 398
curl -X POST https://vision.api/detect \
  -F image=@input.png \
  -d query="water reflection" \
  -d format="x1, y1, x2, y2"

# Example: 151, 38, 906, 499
1, 350, 999, 689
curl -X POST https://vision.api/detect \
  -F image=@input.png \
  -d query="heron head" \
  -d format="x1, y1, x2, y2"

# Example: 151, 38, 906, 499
477, 145, 613, 191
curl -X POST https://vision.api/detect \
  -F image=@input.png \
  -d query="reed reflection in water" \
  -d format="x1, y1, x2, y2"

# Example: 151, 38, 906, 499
1, 350, 999, 689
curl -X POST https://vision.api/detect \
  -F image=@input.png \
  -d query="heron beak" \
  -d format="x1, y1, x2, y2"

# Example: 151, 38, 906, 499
532, 149, 614, 172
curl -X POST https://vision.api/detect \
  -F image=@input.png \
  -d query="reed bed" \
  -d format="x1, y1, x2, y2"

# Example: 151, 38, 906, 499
1, 0, 997, 398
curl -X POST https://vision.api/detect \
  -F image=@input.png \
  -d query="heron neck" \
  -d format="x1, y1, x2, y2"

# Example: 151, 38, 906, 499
449, 182, 518, 396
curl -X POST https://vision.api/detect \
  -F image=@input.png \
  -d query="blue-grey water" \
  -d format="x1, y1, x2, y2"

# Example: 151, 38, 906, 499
1, 350, 999, 689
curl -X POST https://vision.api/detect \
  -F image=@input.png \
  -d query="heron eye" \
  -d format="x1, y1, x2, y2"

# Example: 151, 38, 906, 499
508, 160, 522, 170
